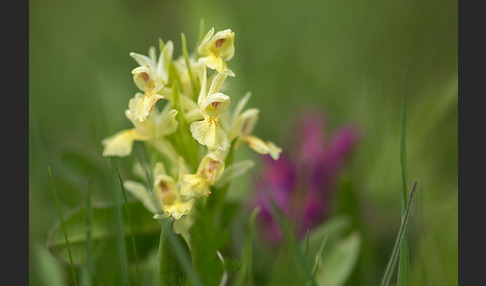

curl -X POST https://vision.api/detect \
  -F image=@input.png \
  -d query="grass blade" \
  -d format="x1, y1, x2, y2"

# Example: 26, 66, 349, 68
400, 70, 409, 220
46, 202, 160, 265
398, 70, 409, 286
85, 180, 93, 286
110, 159, 129, 286
234, 207, 260, 286
380, 182, 418, 286
268, 199, 316, 286
48, 166, 78, 286
181, 32, 198, 98
195, 18, 205, 54
117, 167, 141, 285
305, 229, 310, 258
216, 251, 228, 286
310, 234, 328, 279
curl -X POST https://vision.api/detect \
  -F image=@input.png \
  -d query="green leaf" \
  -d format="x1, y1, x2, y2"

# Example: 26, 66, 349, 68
30, 242, 65, 286
47, 202, 160, 266
316, 232, 361, 286
158, 220, 193, 286
234, 207, 260, 286
302, 215, 352, 260
269, 200, 316, 286
189, 200, 227, 286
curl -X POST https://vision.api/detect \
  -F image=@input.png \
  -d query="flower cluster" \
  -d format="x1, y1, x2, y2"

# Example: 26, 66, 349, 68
102, 27, 281, 221
252, 111, 358, 243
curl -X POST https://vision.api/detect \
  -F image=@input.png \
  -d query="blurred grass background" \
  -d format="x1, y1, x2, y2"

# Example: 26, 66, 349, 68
29, 0, 457, 285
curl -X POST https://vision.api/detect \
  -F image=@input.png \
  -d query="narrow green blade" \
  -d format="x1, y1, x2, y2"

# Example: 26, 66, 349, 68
310, 234, 328, 278
47, 202, 160, 265
305, 229, 310, 258
181, 32, 198, 98
269, 200, 316, 286
234, 206, 260, 286
117, 167, 141, 285
398, 71, 409, 286
85, 180, 93, 286
380, 182, 418, 286
48, 166, 78, 286
110, 159, 129, 286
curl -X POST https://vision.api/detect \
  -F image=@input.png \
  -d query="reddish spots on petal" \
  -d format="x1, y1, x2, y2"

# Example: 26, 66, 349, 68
140, 72, 150, 82
159, 181, 170, 193
208, 160, 219, 172
211, 101, 221, 109
215, 38, 225, 48
202, 159, 220, 181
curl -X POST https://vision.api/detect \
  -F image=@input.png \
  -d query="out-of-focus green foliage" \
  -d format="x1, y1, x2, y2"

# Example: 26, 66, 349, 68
30, 0, 457, 285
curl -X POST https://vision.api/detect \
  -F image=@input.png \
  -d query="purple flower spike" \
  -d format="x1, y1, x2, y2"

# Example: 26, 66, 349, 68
252, 111, 359, 244
327, 124, 360, 172
298, 111, 327, 162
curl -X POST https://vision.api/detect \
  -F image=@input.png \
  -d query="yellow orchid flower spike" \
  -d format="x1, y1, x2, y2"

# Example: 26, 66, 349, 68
129, 40, 174, 121
101, 26, 284, 225
190, 67, 231, 151
228, 92, 282, 160
102, 98, 179, 157
198, 28, 235, 77
179, 152, 225, 197
123, 162, 194, 220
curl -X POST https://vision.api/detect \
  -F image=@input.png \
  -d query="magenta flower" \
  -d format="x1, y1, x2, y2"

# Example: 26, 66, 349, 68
252, 111, 359, 244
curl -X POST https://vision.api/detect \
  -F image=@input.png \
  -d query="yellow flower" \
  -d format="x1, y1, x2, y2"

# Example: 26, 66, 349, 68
124, 162, 194, 220
179, 152, 225, 197
198, 28, 235, 76
228, 93, 282, 160
129, 41, 174, 121
190, 67, 231, 151
242, 135, 281, 160
102, 99, 178, 157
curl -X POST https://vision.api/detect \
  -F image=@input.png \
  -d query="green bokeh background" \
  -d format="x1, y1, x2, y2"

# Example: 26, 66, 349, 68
29, 0, 457, 285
